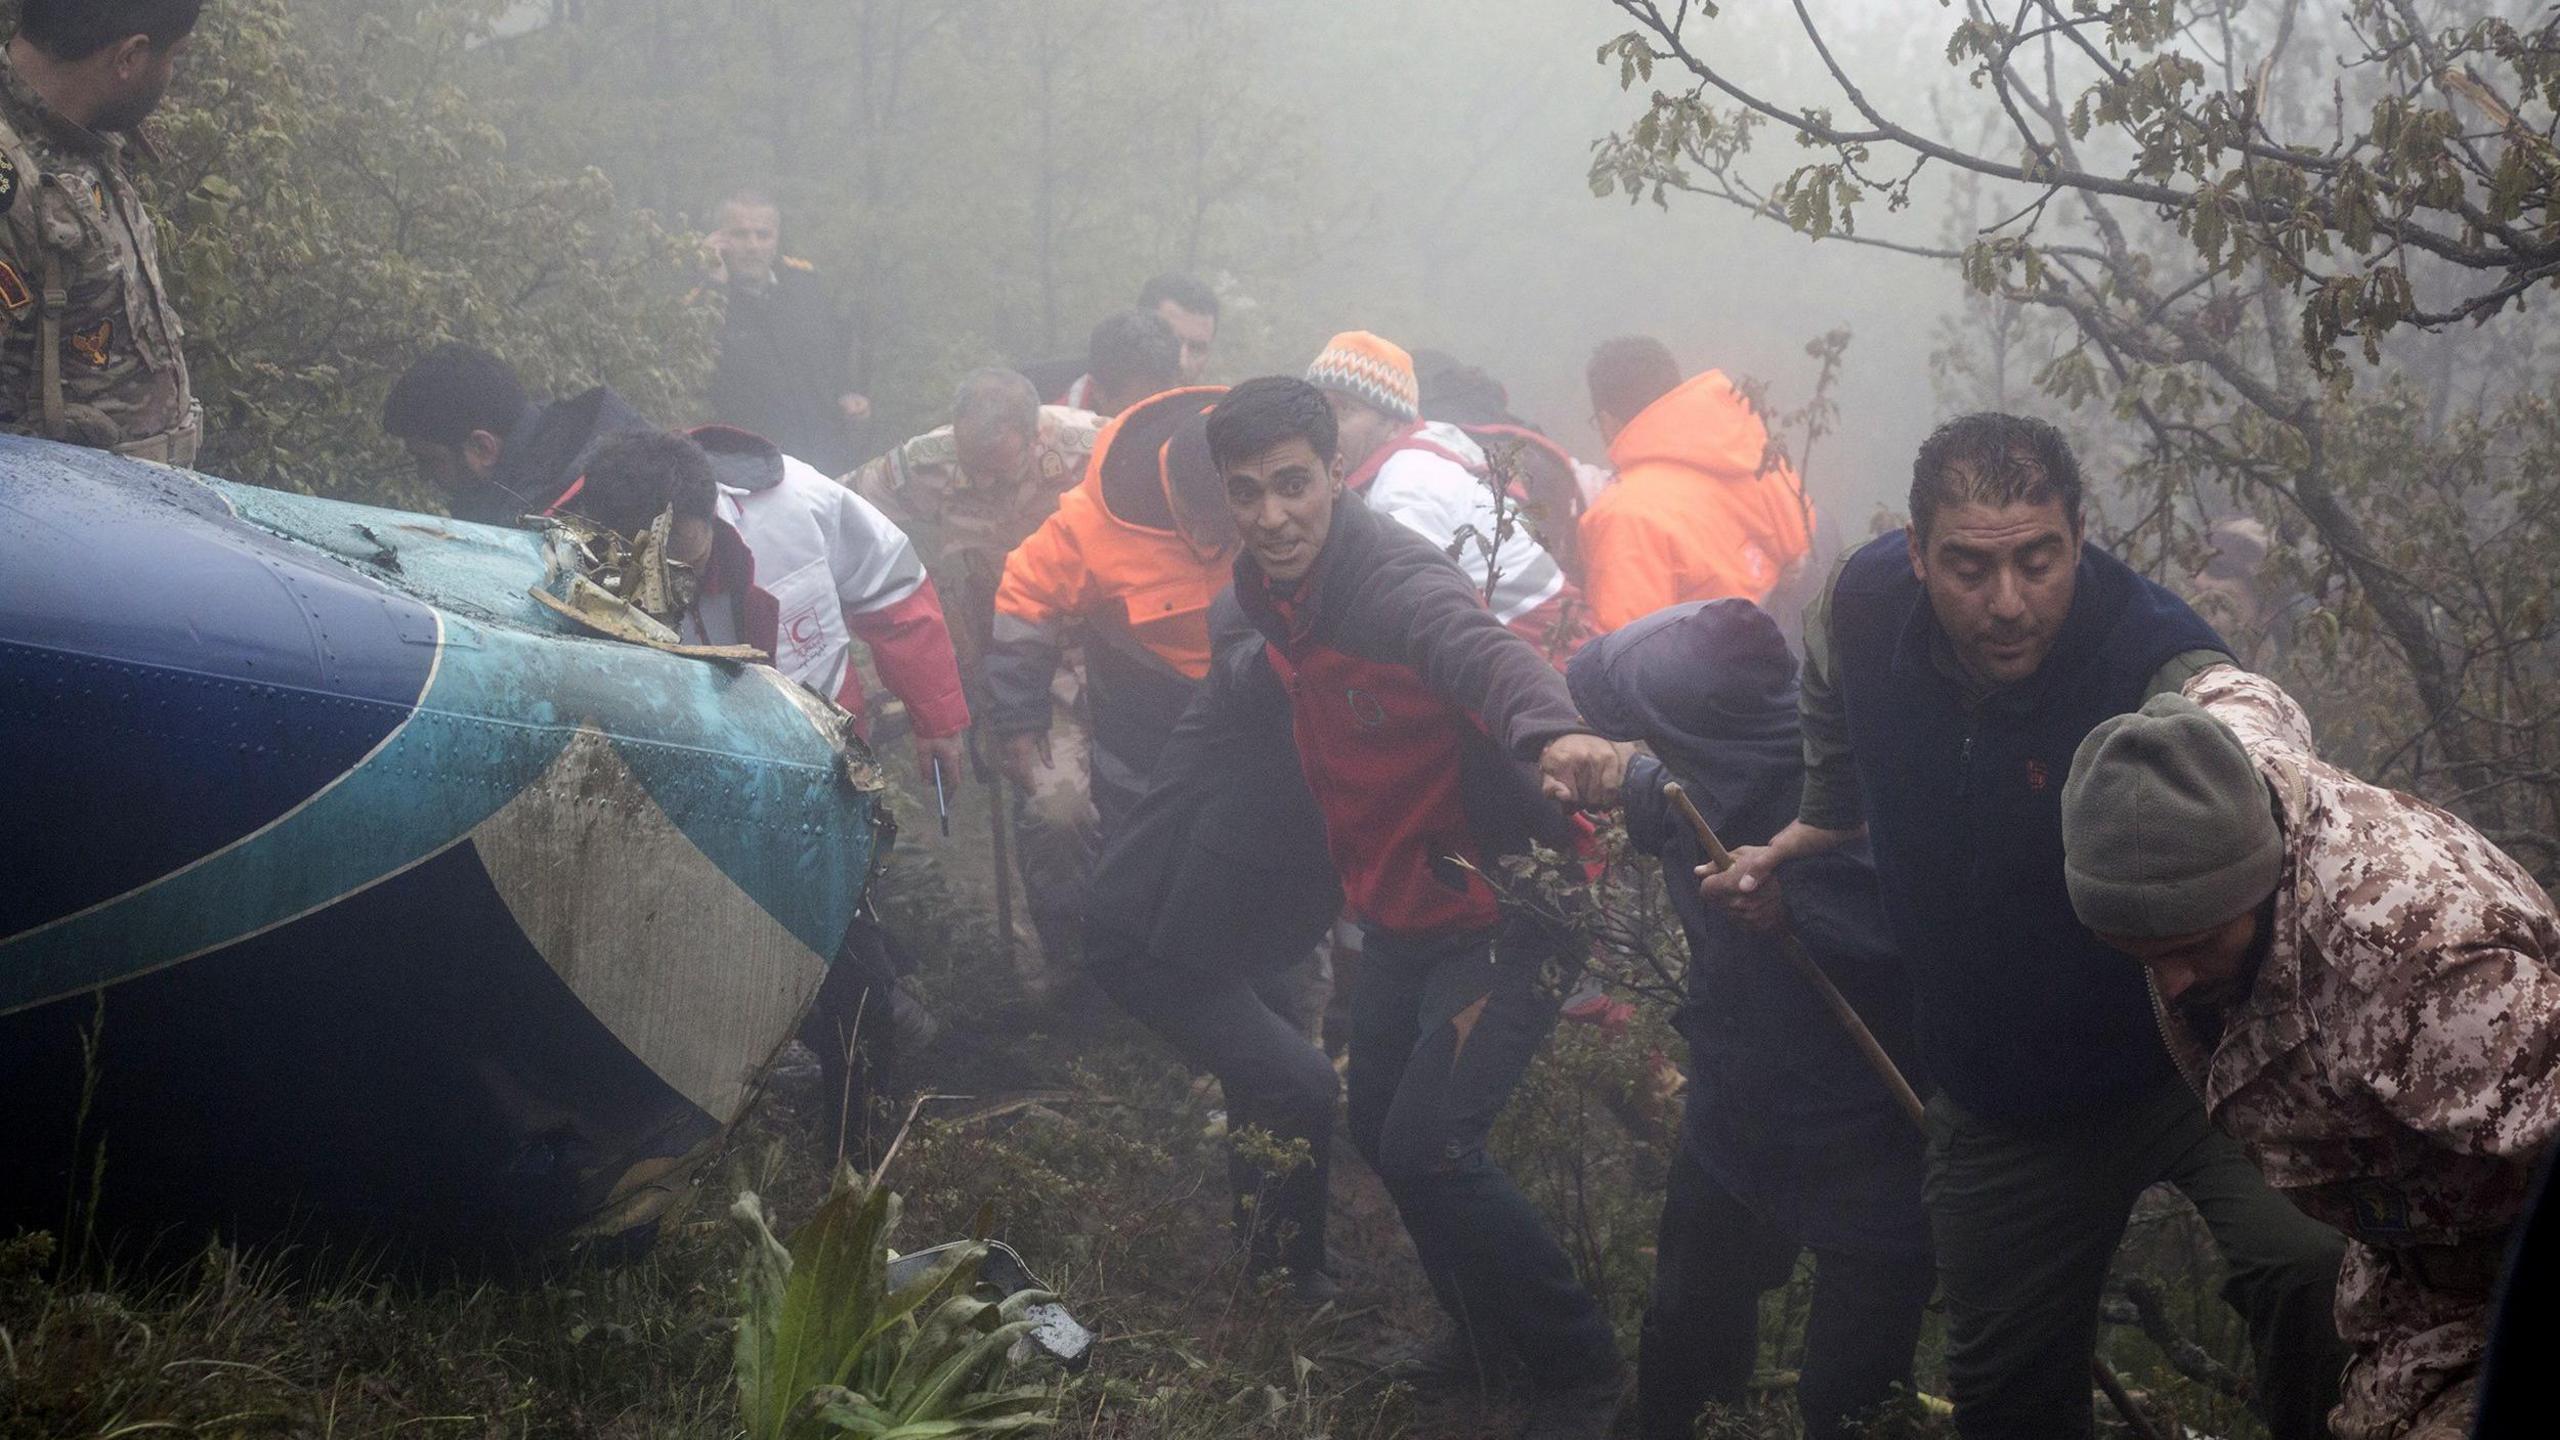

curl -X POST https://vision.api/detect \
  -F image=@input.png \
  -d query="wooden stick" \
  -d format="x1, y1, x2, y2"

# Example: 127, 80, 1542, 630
1662, 782, 2169, 1440
1666, 781, 1924, 1126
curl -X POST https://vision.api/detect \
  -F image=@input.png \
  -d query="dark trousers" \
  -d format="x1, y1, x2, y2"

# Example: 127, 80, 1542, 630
1349, 921, 1619, 1384
1925, 1080, 2348, 1440
1639, 1139, 1935, 1440
1093, 956, 1339, 1275
802, 916, 902, 1159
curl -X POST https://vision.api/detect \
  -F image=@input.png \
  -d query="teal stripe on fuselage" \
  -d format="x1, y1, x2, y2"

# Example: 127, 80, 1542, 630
0, 490, 874, 1016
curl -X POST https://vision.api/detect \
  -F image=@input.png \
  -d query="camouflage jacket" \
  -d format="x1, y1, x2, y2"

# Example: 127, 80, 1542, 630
0, 55, 191, 454
843, 404, 1102, 665
2176, 666, 2560, 1437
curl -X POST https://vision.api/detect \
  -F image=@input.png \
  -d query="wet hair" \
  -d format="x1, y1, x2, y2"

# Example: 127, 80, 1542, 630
18, 0, 202, 59
1138, 272, 1220, 322
1909, 412, 2084, 541
381, 343, 531, 448
1207, 376, 1339, 472
1586, 336, 1683, 424
951, 367, 1040, 442
1088, 308, 1182, 403
571, 430, 718, 539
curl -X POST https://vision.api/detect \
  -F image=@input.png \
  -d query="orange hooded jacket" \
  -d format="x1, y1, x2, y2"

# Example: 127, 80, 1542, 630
1579, 370, 1816, 633
986, 388, 1232, 810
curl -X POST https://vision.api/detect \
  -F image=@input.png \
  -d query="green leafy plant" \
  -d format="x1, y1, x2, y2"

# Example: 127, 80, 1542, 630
731, 1177, 1061, 1440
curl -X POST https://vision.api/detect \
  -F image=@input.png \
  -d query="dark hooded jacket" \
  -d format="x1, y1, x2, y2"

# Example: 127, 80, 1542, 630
454, 386, 655, 528
1568, 599, 1927, 1255
1083, 592, 1341, 976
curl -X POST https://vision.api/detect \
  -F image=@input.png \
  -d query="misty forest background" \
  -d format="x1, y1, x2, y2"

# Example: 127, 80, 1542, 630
8, 2, 2559, 1438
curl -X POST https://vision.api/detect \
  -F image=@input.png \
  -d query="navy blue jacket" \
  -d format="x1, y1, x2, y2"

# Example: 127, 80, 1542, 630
1831, 532, 2226, 1122
1570, 600, 1926, 1256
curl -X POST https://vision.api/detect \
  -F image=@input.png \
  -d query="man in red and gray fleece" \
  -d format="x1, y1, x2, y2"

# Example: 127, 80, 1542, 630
1204, 376, 1628, 1439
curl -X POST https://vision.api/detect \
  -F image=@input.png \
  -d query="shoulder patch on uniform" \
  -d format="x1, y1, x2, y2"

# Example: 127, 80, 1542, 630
0, 154, 16, 215
0, 258, 29, 316
782, 255, 817, 273
69, 319, 111, 369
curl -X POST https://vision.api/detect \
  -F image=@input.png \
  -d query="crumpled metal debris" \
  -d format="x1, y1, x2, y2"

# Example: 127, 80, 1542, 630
885, 1239, 1096, 1371
529, 511, 767, 664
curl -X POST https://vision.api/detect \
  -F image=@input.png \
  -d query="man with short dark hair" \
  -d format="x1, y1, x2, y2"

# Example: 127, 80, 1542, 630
1208, 374, 1630, 1439
1702, 412, 2348, 1439
1578, 335, 1814, 632
847, 368, 1105, 988
0, 0, 203, 464
2063, 671, 2560, 1440
1060, 307, 1181, 418
381, 343, 653, 527
1137, 272, 1219, 384
702, 187, 870, 475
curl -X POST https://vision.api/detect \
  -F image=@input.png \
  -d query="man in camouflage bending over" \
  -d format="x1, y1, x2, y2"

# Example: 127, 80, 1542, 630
0, 0, 201, 465
2063, 667, 2560, 1440
846, 368, 1102, 993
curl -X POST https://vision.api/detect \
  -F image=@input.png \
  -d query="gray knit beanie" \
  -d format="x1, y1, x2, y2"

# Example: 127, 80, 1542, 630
2062, 693, 2283, 938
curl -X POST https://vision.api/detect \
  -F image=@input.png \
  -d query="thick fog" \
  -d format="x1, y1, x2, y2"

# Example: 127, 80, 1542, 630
1241, 1, 1966, 522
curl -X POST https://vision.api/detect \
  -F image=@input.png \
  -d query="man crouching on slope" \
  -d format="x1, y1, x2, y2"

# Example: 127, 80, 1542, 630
1205, 376, 1629, 1439
2062, 669, 2560, 1440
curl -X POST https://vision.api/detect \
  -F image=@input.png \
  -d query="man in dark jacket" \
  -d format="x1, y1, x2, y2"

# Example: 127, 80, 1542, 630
1703, 413, 2346, 1439
1206, 376, 1629, 1440
1567, 598, 1932, 1440
381, 343, 655, 528
702, 188, 870, 475
1083, 592, 1344, 1293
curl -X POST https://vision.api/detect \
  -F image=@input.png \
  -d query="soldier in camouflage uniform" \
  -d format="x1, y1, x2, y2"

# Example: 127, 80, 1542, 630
0, 2, 201, 466
2063, 666, 2560, 1440
846, 368, 1103, 988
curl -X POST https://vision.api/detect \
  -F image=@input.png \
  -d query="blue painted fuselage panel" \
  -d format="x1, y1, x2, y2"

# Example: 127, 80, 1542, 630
0, 439, 879, 1245
0, 844, 709, 1251
0, 446, 434, 934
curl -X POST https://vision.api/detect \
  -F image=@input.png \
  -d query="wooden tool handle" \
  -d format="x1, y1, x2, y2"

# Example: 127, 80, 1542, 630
1662, 780, 1927, 1129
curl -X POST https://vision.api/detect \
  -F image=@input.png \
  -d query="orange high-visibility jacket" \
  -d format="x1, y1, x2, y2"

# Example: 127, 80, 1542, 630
1579, 370, 1816, 633
986, 388, 1231, 806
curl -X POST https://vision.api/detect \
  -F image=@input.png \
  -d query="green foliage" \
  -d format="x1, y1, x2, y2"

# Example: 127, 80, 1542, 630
730, 1178, 1059, 1440
139, 0, 713, 505
1598, 0, 2560, 861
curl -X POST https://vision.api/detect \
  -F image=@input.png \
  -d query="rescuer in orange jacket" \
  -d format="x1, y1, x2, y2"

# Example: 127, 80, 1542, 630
986, 386, 1232, 835
1578, 337, 1817, 633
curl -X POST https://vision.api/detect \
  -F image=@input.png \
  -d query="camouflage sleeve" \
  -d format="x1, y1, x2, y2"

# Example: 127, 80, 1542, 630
841, 432, 939, 535
2356, 937, 2560, 1164
2183, 664, 2318, 759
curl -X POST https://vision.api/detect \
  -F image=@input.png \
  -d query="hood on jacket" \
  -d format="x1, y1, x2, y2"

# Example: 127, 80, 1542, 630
687, 425, 788, 493
1604, 369, 1772, 484
1093, 386, 1228, 554
1567, 597, 1802, 829
476, 385, 656, 525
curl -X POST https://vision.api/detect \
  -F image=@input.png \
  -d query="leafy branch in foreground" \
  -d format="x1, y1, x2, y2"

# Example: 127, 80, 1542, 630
1590, 0, 2560, 862
732, 1176, 1060, 1440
